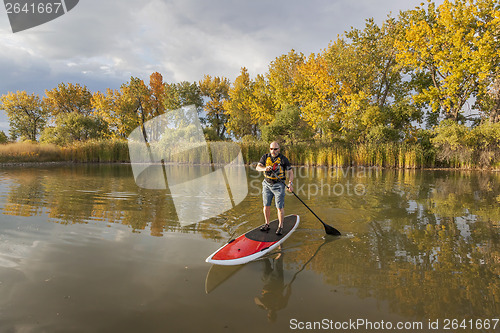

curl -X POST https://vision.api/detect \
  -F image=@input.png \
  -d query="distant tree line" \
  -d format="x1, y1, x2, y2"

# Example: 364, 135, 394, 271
0, 0, 499, 153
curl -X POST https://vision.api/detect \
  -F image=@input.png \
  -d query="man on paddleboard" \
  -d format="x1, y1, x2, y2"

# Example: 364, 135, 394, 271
256, 141, 294, 235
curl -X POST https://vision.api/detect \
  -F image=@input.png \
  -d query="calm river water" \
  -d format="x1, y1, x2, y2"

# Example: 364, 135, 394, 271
0, 164, 498, 333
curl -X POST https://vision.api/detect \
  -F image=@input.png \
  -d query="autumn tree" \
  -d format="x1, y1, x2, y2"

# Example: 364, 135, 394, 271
267, 49, 305, 111
93, 73, 170, 139
225, 63, 307, 140
395, 0, 500, 122
43, 82, 114, 145
0, 91, 48, 142
92, 88, 138, 138
297, 17, 421, 142
126, 77, 151, 135
301, 38, 383, 138
93, 75, 160, 141
44, 83, 93, 116
250, 74, 276, 126
224, 67, 259, 139
148, 71, 166, 117
296, 42, 349, 135
344, 17, 422, 141
199, 75, 230, 139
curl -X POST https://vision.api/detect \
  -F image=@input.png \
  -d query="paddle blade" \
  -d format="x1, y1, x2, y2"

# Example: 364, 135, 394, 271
323, 223, 341, 236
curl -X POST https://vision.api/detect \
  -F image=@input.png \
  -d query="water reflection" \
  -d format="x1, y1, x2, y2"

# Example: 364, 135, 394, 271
255, 253, 290, 322
1, 165, 181, 234
0, 164, 498, 329
254, 238, 336, 322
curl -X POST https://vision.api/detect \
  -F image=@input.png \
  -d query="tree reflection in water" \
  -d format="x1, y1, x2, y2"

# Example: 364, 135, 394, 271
0, 165, 498, 322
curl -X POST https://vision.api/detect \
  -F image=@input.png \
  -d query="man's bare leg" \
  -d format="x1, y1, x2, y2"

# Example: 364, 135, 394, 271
263, 206, 271, 225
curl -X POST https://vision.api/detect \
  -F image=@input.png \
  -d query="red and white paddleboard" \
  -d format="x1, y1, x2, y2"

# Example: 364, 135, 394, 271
206, 215, 300, 265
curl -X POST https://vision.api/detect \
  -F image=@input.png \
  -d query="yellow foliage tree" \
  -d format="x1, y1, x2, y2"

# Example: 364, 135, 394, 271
395, 0, 500, 121
267, 49, 305, 111
224, 67, 258, 139
44, 82, 93, 117
199, 75, 230, 139
297, 17, 421, 141
250, 74, 275, 126
92, 88, 137, 138
296, 50, 341, 132
92, 73, 173, 139
0, 91, 48, 141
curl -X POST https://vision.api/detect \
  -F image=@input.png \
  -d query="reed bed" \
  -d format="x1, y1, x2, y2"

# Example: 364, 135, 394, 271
238, 142, 435, 169
0, 142, 64, 163
62, 139, 130, 162
2, 139, 500, 170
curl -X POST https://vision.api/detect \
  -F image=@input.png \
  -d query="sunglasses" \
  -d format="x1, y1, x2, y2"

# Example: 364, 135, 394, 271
270, 148, 279, 151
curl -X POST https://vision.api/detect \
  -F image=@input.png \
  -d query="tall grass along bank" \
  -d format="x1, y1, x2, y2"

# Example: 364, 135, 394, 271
0, 140, 129, 164
239, 142, 435, 169
2, 140, 500, 170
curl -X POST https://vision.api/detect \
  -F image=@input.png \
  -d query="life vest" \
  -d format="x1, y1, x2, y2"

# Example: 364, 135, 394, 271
264, 155, 286, 183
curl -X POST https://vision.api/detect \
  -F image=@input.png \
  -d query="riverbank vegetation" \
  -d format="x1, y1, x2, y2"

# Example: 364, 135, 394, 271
1, 0, 499, 169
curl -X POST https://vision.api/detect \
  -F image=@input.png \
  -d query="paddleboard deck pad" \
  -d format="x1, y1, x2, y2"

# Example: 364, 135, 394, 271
206, 215, 299, 265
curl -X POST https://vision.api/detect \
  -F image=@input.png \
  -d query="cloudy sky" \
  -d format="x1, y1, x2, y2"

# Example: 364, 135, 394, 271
0, 0, 431, 134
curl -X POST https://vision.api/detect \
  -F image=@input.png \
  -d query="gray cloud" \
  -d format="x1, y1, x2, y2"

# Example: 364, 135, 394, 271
0, 0, 434, 134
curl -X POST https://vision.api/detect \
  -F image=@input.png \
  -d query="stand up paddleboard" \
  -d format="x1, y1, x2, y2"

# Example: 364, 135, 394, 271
206, 215, 299, 266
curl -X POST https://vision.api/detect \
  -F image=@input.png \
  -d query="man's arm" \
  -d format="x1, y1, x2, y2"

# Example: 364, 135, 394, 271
256, 163, 270, 172
287, 168, 294, 183
286, 168, 294, 192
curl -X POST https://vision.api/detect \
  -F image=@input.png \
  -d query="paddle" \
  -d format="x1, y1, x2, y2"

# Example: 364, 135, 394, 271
269, 169, 341, 236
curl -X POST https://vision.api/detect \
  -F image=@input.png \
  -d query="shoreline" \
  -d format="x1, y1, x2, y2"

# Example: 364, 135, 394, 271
0, 160, 499, 172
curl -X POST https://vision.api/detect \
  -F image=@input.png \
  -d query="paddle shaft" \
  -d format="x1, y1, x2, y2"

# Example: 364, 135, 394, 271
268, 168, 341, 236
285, 183, 329, 227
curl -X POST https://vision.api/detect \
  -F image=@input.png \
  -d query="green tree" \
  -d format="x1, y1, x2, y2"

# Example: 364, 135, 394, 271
477, 76, 500, 122
346, 17, 411, 110
40, 112, 110, 145
0, 91, 48, 142
431, 119, 473, 166
164, 81, 203, 111
0, 130, 8, 144
261, 105, 312, 143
